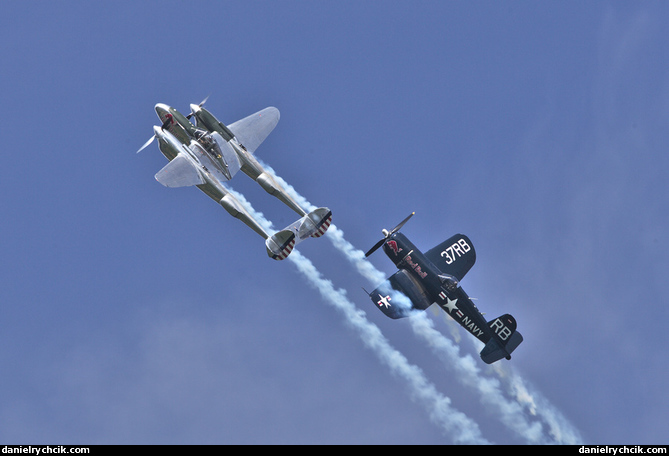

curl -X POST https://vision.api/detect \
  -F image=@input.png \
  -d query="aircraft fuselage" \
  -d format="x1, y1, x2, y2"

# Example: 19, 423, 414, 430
380, 232, 492, 345
190, 105, 271, 180
190, 105, 308, 217
153, 127, 268, 239
154, 103, 307, 217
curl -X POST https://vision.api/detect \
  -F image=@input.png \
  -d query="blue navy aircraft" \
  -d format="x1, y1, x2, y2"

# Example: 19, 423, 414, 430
365, 213, 523, 364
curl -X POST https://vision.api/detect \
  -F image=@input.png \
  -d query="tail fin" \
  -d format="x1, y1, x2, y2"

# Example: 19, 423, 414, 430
301, 207, 332, 238
480, 314, 523, 364
265, 229, 296, 260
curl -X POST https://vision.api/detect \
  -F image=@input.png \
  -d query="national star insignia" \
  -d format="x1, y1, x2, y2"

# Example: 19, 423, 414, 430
443, 297, 459, 313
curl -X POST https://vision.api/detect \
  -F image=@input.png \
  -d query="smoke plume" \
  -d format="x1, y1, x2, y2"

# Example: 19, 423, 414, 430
225, 186, 490, 444
259, 162, 583, 444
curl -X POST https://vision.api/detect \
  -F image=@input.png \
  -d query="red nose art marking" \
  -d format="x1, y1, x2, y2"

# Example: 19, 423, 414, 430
387, 240, 402, 256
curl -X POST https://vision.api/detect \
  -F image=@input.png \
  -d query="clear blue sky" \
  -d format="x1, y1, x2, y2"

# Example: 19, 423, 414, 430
1, 0, 668, 444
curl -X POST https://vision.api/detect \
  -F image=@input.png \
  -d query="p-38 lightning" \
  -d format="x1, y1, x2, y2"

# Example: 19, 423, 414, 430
137, 100, 332, 260
364, 213, 523, 364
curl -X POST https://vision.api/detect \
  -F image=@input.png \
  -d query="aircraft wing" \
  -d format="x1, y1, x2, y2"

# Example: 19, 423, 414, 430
227, 107, 280, 155
369, 269, 433, 319
155, 152, 205, 188
424, 234, 476, 281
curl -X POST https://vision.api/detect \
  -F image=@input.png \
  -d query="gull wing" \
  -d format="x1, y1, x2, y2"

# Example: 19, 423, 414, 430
227, 107, 280, 154
424, 234, 476, 281
155, 153, 205, 188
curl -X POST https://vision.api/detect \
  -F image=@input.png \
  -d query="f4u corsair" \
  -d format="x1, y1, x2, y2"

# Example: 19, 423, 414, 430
138, 100, 331, 260
365, 214, 523, 364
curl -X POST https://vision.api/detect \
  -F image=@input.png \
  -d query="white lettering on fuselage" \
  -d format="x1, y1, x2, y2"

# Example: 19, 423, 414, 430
461, 316, 484, 338
440, 239, 471, 265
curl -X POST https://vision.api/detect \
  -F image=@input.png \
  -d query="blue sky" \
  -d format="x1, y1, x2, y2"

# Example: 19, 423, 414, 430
1, 0, 668, 444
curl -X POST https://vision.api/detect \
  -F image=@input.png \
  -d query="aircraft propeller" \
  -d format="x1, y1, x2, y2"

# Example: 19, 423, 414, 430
364, 212, 415, 257
136, 116, 172, 154
187, 95, 210, 120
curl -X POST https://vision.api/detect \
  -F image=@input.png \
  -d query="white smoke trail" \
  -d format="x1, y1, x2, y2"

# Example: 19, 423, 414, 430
330, 225, 584, 444
491, 363, 583, 444
286, 249, 489, 445
259, 162, 583, 444
328, 225, 583, 444
324, 224, 556, 444
224, 186, 490, 444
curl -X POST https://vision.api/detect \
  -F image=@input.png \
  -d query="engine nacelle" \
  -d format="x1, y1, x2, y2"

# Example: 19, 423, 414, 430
256, 172, 281, 196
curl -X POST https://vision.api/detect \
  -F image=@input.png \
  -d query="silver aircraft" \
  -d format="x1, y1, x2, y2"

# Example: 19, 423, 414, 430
138, 101, 332, 260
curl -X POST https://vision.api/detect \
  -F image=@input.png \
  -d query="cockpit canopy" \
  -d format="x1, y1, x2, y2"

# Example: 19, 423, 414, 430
439, 273, 459, 291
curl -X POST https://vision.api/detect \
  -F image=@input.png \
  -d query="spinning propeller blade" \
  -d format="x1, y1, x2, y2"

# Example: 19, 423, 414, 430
364, 239, 386, 258
187, 95, 210, 119
364, 212, 415, 257
136, 117, 171, 154
136, 135, 155, 154
390, 212, 415, 234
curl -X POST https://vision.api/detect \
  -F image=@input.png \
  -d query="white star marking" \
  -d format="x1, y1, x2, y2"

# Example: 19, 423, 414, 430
443, 297, 459, 314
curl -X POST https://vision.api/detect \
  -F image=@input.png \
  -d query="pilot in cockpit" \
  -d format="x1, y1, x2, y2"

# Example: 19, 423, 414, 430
194, 130, 222, 159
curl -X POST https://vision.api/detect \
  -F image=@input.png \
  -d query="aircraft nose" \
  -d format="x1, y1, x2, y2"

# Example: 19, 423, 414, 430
154, 103, 170, 118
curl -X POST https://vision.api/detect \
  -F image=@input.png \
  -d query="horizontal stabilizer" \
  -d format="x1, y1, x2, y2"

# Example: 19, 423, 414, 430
266, 229, 296, 260
480, 314, 523, 364
277, 208, 333, 242
155, 153, 204, 188
263, 208, 331, 261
